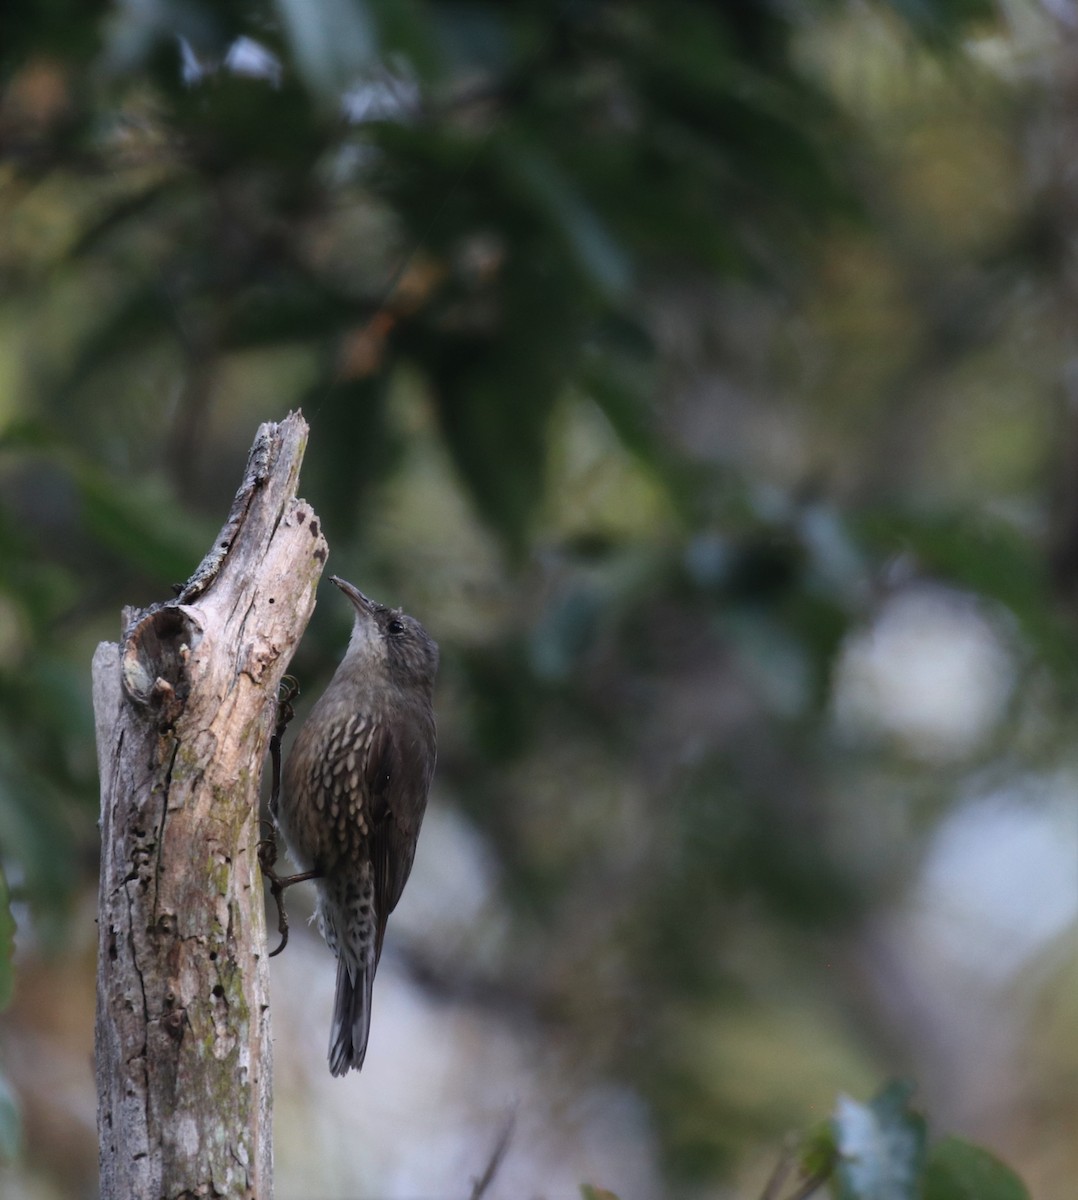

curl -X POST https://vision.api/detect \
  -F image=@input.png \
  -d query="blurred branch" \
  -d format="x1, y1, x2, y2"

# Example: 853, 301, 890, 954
783, 1173, 829, 1200
468, 1108, 517, 1200
757, 1138, 831, 1200
758, 1138, 798, 1200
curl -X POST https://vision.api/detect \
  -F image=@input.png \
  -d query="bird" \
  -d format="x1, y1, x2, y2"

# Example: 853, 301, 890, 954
272, 574, 438, 1075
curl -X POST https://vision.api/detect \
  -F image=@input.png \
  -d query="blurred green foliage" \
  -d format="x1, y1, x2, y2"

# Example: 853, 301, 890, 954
585, 1081, 1033, 1200
789, 1083, 1032, 1200
0, 0, 1071, 1195
922, 1136, 1032, 1200
832, 1082, 927, 1200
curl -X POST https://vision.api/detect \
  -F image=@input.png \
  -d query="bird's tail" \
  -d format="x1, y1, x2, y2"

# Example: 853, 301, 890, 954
328, 953, 374, 1076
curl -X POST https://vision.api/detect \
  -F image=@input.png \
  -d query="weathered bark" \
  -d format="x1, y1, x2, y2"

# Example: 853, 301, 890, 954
92, 413, 327, 1200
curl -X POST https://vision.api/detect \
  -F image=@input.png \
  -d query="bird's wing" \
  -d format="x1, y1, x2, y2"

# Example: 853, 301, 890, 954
363, 720, 424, 966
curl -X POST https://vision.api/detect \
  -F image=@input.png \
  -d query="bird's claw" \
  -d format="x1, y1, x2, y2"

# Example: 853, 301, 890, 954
256, 826, 289, 956
258, 853, 323, 958
258, 821, 321, 958
275, 675, 300, 738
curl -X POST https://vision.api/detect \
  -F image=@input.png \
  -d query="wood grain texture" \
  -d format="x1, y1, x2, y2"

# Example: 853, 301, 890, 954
92, 413, 327, 1200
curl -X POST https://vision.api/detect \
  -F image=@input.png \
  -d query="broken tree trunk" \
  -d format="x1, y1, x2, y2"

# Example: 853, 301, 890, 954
92, 412, 327, 1200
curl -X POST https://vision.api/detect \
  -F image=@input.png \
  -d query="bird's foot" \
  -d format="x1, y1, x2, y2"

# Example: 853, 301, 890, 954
275, 674, 300, 740
257, 829, 322, 958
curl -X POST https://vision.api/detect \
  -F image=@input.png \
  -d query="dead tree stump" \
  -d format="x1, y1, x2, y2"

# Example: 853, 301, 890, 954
92, 412, 327, 1200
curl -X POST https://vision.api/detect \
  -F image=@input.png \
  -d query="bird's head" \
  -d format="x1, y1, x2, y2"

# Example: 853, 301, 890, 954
331, 575, 439, 694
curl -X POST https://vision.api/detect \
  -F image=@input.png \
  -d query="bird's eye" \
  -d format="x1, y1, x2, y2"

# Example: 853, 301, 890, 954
387, 618, 405, 637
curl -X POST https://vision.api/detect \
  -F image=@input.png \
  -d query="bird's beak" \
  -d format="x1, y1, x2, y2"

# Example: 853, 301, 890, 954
330, 575, 376, 614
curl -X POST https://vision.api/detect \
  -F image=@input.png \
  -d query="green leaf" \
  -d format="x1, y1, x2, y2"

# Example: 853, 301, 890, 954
2, 0, 107, 64
0, 418, 55, 452
0, 864, 13, 1012
366, 0, 444, 82
881, 0, 996, 45
423, 257, 580, 555
73, 466, 208, 583
273, 0, 378, 103
304, 373, 401, 539
0, 729, 83, 921
832, 1081, 926, 1200
923, 1137, 1031, 1200
799, 1119, 838, 1179
855, 509, 1078, 684
434, 346, 555, 556
58, 283, 171, 390
497, 139, 633, 302
577, 346, 696, 522
221, 285, 369, 349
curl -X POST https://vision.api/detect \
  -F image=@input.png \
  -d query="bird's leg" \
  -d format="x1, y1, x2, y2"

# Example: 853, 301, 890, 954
258, 675, 322, 957
257, 830, 322, 958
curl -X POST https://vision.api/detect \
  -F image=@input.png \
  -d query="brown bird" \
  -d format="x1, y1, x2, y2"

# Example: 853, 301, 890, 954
274, 575, 438, 1075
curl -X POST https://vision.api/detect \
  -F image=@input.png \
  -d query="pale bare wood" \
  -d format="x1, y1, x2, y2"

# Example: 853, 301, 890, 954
92, 412, 327, 1200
